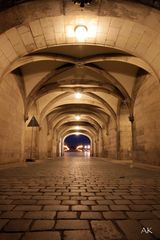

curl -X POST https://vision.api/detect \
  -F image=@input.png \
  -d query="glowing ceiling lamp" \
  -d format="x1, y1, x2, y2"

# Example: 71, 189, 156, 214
75, 90, 82, 99
75, 115, 81, 121
74, 25, 88, 41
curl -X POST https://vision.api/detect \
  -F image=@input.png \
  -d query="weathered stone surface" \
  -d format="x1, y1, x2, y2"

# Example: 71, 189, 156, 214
72, 205, 90, 211
0, 157, 159, 240
14, 205, 41, 211
0, 211, 24, 219
31, 220, 55, 231
0, 233, 22, 240
80, 212, 102, 219
55, 220, 90, 230
126, 211, 157, 219
91, 220, 123, 239
57, 211, 77, 219
64, 230, 94, 240
129, 205, 153, 211
110, 205, 129, 211
152, 210, 160, 218
134, 74, 160, 167
22, 231, 61, 240
0, 73, 24, 164
24, 211, 56, 219
62, 200, 78, 205
140, 219, 160, 239
117, 220, 153, 240
103, 211, 127, 220
4, 219, 32, 232
0, 219, 8, 230
91, 205, 109, 211
44, 205, 69, 211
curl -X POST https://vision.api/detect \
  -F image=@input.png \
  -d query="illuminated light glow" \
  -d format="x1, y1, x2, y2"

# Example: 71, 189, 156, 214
75, 132, 80, 136
64, 145, 70, 151
75, 115, 81, 121
76, 144, 83, 152
88, 22, 97, 38
77, 145, 83, 149
75, 92, 82, 99
76, 144, 91, 152
75, 126, 80, 130
74, 25, 88, 41
66, 25, 74, 38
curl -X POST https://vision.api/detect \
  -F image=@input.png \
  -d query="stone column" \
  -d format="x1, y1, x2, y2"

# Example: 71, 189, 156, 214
47, 133, 52, 158
129, 115, 135, 161
116, 117, 120, 160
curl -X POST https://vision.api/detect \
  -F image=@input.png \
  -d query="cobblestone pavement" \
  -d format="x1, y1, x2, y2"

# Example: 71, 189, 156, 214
0, 157, 160, 240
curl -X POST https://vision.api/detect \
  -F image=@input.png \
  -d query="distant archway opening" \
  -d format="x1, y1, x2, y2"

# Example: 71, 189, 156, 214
63, 134, 91, 157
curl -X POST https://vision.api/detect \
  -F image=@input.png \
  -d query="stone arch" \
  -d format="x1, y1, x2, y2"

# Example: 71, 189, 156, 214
0, 10, 160, 80
0, 0, 160, 165
62, 131, 94, 157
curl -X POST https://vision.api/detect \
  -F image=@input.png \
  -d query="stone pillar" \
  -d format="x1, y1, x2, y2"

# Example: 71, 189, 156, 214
116, 117, 120, 160
93, 140, 97, 157
99, 128, 105, 157
47, 133, 52, 158
97, 129, 103, 157
101, 125, 109, 157
90, 140, 93, 156
61, 138, 64, 156
129, 115, 135, 161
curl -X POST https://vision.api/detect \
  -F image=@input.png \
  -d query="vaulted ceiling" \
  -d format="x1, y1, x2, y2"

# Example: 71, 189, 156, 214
0, 0, 159, 141
15, 43, 148, 139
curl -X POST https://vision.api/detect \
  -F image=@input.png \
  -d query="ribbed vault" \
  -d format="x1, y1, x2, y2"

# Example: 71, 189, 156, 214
0, 0, 159, 163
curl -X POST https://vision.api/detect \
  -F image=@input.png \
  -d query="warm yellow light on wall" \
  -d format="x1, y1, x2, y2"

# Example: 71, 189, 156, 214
75, 126, 80, 130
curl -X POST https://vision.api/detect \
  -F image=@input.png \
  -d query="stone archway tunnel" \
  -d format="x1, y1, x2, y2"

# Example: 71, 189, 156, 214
0, 0, 159, 167
0, 0, 160, 239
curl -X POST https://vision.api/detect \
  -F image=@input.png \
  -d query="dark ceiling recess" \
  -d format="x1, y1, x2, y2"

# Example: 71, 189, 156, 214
0, 0, 32, 10
0, 0, 160, 11
138, 0, 160, 9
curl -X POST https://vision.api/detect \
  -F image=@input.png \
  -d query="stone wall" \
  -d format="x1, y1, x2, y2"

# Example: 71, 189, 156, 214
51, 130, 57, 158
134, 74, 160, 166
107, 118, 117, 159
38, 118, 48, 159
0, 73, 24, 164
101, 126, 109, 157
119, 104, 132, 160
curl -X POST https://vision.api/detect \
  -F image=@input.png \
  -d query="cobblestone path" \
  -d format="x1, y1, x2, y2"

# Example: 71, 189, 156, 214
0, 157, 160, 240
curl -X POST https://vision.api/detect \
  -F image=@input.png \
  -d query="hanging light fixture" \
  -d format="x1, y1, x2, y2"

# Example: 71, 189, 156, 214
73, 0, 93, 8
